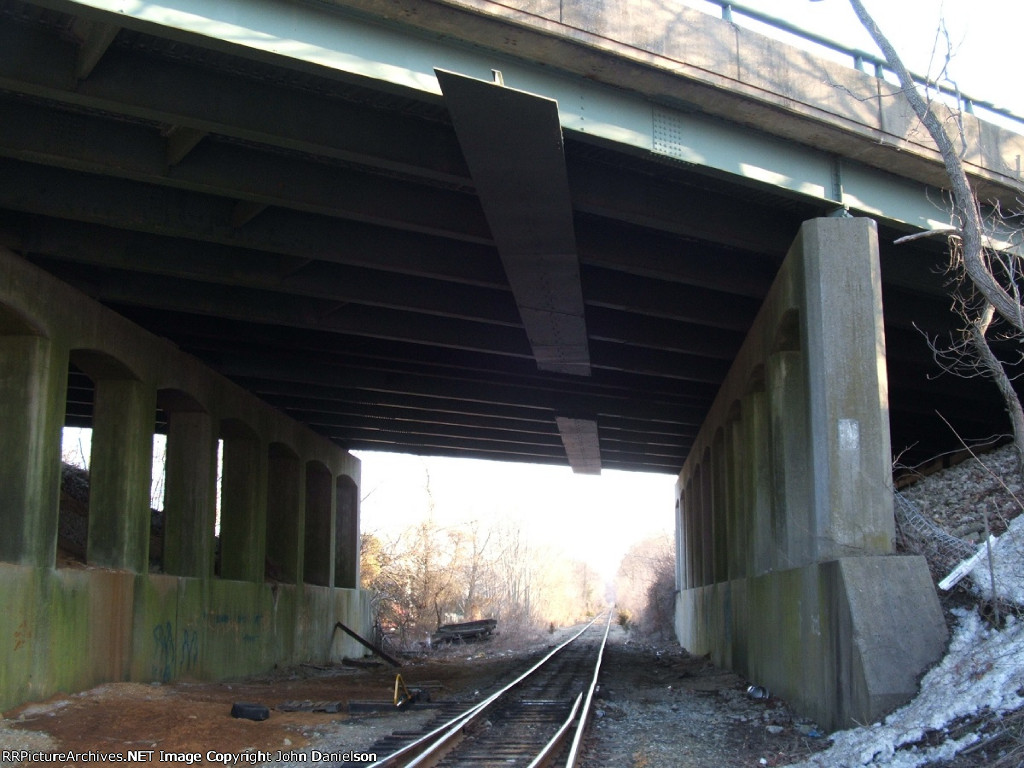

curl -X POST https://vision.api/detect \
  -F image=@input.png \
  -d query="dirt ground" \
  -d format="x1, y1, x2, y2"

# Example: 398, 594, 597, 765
1, 624, 827, 767
585, 626, 829, 768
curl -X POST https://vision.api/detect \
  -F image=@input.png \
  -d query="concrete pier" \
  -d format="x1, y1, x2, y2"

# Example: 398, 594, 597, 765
674, 218, 948, 730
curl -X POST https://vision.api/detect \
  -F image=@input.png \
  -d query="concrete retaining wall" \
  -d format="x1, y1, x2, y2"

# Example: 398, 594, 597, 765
674, 218, 948, 730
0, 565, 370, 711
0, 247, 371, 712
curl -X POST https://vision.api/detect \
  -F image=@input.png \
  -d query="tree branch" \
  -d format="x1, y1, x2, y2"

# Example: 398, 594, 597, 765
848, 0, 1024, 333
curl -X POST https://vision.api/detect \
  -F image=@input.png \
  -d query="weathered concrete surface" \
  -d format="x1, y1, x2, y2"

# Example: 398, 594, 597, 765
676, 555, 947, 731
0, 246, 370, 711
674, 217, 947, 730
0, 564, 371, 711
324, 0, 1024, 204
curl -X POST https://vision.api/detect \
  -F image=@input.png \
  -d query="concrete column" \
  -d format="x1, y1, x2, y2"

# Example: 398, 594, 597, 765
0, 335, 66, 566
742, 388, 773, 577
683, 478, 696, 590
218, 426, 266, 582
725, 413, 743, 580
162, 409, 217, 578
266, 443, 303, 584
699, 455, 713, 586
334, 475, 359, 589
87, 378, 157, 571
712, 430, 728, 583
801, 218, 894, 557
690, 467, 704, 587
674, 495, 684, 590
303, 462, 333, 587
767, 348, 811, 570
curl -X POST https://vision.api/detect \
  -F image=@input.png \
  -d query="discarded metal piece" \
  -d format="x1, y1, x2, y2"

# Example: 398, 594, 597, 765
348, 699, 404, 714
431, 618, 497, 645
394, 674, 412, 708
394, 674, 430, 709
230, 702, 270, 720
746, 685, 770, 700
277, 700, 343, 713
333, 621, 402, 667
348, 698, 437, 714
341, 657, 382, 669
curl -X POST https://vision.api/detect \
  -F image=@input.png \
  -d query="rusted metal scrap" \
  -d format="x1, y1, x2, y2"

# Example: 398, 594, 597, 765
333, 620, 402, 667
431, 618, 497, 645
278, 700, 343, 713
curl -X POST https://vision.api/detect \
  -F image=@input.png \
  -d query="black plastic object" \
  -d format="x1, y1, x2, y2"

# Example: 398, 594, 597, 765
231, 702, 270, 720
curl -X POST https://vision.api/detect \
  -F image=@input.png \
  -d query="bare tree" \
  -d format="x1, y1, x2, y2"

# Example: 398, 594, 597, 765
847, 0, 1024, 473
457, 520, 493, 620
614, 533, 675, 636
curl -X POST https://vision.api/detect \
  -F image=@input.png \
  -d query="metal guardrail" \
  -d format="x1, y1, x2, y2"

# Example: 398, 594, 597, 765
706, 1, 1024, 130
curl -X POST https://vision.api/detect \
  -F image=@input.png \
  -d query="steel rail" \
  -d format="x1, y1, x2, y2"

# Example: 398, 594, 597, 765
525, 693, 583, 768
368, 615, 604, 768
562, 612, 612, 767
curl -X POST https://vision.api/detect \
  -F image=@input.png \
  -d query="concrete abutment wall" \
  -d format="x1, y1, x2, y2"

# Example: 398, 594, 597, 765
675, 218, 948, 731
0, 247, 370, 712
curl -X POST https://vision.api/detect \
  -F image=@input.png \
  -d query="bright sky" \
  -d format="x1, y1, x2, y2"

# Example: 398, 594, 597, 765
679, 0, 1024, 122
354, 451, 677, 582
358, 0, 1022, 582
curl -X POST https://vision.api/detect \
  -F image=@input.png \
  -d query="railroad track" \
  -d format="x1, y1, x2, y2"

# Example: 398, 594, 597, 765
349, 614, 611, 768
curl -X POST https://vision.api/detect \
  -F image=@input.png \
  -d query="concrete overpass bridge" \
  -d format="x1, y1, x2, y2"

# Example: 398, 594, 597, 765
2, 0, 1023, 730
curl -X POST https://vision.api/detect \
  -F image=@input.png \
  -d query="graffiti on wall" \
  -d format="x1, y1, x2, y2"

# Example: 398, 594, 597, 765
152, 621, 199, 682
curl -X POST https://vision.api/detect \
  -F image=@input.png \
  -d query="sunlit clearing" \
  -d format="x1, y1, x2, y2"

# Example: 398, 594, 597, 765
354, 451, 678, 648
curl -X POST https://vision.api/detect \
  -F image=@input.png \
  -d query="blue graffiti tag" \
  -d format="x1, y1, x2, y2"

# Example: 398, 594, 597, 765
153, 621, 176, 682
153, 622, 200, 681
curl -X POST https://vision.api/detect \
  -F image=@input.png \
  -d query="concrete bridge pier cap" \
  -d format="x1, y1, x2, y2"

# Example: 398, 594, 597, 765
674, 216, 947, 731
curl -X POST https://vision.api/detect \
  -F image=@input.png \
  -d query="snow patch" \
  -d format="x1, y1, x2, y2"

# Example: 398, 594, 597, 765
964, 512, 1024, 606
784, 609, 1024, 767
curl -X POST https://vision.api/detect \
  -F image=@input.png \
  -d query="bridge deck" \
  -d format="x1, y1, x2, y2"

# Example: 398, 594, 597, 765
1, 0, 1021, 472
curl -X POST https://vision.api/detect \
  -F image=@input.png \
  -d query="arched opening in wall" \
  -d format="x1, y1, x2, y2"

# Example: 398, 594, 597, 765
58, 362, 94, 568
266, 442, 301, 584
304, 461, 333, 587
59, 350, 146, 570
150, 424, 167, 572
335, 475, 359, 589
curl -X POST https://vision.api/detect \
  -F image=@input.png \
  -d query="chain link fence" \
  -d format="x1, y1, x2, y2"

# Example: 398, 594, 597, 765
894, 489, 977, 577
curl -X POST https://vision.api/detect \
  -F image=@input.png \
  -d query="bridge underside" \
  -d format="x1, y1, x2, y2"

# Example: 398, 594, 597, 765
0, 0, 1016, 477
0, 0, 1019, 728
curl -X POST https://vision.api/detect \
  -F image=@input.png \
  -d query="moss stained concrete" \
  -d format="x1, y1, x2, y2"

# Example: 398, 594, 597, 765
674, 219, 947, 730
0, 248, 371, 712
0, 564, 371, 712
